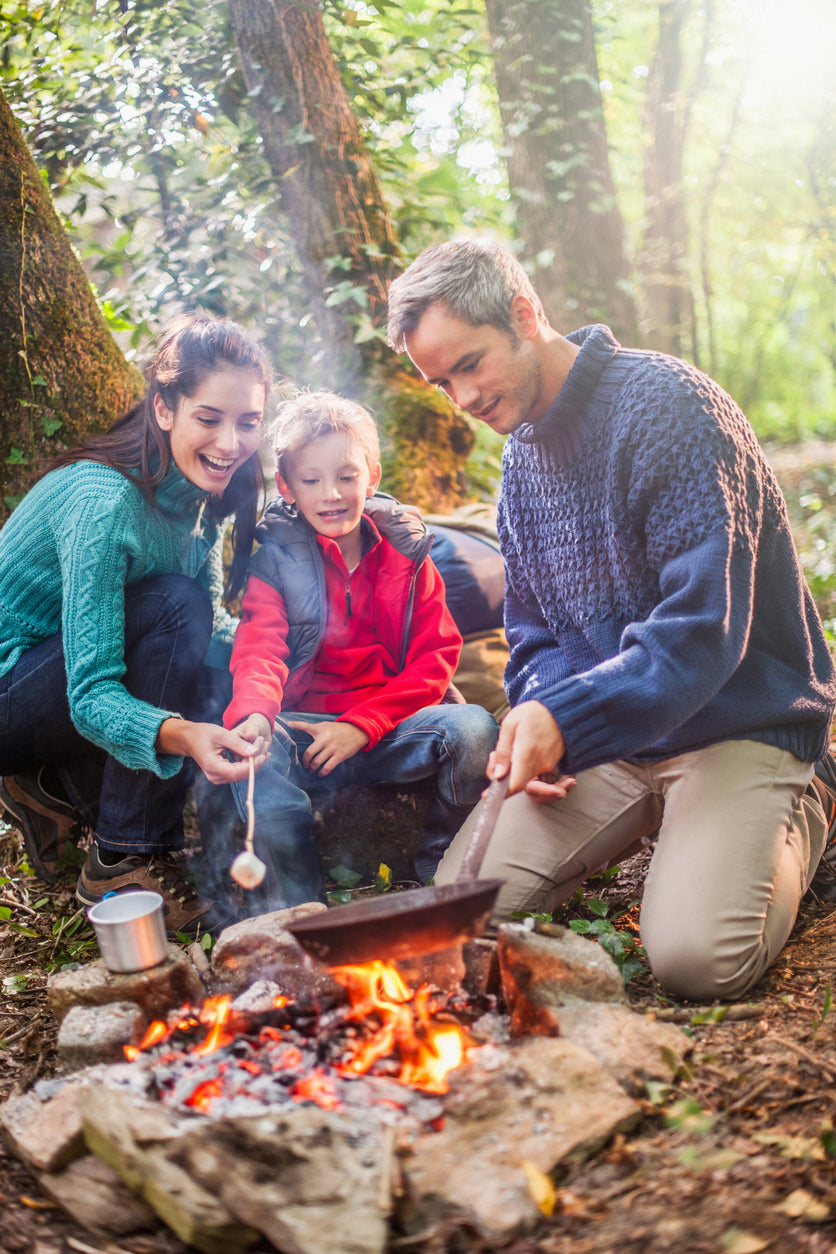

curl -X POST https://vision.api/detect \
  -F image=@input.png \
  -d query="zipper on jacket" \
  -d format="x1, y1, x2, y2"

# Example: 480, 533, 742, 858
344, 578, 353, 623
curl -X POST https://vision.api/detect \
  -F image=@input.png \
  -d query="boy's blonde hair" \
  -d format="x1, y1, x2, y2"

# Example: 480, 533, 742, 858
271, 390, 380, 481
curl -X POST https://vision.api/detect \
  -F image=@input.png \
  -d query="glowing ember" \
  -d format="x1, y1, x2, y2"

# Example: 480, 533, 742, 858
292, 1068, 341, 1109
123, 962, 472, 1114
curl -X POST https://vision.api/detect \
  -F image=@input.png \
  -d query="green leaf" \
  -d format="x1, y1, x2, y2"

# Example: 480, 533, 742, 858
9, 922, 39, 938
587, 897, 609, 918
691, 1005, 730, 1025
329, 863, 363, 888
328, 888, 352, 905
5, 447, 29, 465
41, 415, 63, 436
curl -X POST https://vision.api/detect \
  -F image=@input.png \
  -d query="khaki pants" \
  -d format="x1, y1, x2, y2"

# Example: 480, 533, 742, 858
434, 740, 825, 1001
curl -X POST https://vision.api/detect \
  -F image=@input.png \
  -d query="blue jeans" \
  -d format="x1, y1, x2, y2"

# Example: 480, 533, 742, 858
230, 703, 499, 909
0, 574, 213, 853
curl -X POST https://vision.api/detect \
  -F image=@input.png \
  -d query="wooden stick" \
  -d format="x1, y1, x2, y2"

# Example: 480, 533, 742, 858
245, 755, 255, 854
771, 1033, 836, 1083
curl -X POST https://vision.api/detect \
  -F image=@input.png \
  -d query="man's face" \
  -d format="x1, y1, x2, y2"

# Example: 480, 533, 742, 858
403, 302, 544, 435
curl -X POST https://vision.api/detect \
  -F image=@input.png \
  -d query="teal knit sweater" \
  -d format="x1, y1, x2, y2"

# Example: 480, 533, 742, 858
0, 461, 237, 778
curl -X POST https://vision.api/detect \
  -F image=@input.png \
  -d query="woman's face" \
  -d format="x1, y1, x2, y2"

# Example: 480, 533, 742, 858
154, 367, 265, 494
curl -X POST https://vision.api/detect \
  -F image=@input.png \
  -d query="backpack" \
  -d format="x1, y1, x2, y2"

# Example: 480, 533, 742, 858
424, 506, 509, 720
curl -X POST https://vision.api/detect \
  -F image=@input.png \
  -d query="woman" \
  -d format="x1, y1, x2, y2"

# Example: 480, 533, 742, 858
0, 313, 272, 936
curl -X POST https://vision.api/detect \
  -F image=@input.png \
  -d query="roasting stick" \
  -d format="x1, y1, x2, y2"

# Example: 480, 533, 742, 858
229, 755, 267, 889
245, 753, 256, 849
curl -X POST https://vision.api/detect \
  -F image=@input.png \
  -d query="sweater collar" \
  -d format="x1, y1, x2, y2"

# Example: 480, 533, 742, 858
512, 324, 621, 466
154, 463, 210, 516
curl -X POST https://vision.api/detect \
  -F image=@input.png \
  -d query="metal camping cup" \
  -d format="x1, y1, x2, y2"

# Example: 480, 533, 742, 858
86, 891, 169, 973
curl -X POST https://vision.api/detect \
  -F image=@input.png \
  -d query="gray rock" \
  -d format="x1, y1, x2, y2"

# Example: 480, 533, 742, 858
0, 1085, 86, 1173
37, 1152, 158, 1236
47, 947, 205, 1025
57, 1001, 147, 1069
497, 922, 627, 1036
548, 1001, 691, 1091
174, 1104, 393, 1254
400, 1035, 640, 1238
211, 902, 340, 1000
81, 1086, 261, 1254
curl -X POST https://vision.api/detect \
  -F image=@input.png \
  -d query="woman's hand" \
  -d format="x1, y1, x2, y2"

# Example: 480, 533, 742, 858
156, 717, 270, 784
287, 718, 369, 776
488, 700, 575, 802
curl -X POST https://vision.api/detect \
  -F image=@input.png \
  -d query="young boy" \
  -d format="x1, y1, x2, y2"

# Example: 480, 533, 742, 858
223, 390, 499, 910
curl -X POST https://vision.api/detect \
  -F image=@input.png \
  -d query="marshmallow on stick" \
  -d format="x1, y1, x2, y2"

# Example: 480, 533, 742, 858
230, 755, 267, 889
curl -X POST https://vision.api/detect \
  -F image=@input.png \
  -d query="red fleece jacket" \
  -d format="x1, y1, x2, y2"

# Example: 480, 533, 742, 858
224, 525, 462, 748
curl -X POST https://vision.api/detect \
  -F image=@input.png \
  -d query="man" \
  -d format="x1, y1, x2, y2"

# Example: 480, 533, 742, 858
386, 237, 836, 1001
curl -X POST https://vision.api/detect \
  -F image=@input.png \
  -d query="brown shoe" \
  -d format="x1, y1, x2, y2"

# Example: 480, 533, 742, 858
76, 843, 234, 938
0, 769, 85, 884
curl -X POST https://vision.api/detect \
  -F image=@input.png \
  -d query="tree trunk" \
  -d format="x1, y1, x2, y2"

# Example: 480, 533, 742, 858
639, 0, 699, 358
485, 0, 640, 345
0, 88, 142, 517
227, 0, 473, 511
227, 0, 399, 393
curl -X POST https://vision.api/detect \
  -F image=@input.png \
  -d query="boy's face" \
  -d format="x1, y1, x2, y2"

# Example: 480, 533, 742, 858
278, 431, 381, 557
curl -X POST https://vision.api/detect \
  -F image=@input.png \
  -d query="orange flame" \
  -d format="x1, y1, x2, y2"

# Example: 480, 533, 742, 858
331, 961, 468, 1093
122, 960, 469, 1104
193, 995, 234, 1055
124, 1018, 169, 1061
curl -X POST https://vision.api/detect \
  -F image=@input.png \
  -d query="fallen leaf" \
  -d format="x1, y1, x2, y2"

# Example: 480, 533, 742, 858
521, 1160, 555, 1216
778, 1188, 830, 1221
720, 1228, 768, 1253
751, 1131, 825, 1161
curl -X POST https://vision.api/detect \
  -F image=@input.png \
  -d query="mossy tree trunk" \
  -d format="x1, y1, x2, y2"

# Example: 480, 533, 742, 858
227, 0, 473, 512
486, 0, 641, 346
639, 0, 701, 359
0, 89, 143, 518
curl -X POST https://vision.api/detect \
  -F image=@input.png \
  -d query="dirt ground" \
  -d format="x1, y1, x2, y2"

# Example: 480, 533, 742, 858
2, 815, 836, 1254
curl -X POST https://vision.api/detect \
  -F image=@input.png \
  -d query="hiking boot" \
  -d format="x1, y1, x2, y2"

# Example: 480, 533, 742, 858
77, 842, 233, 938
809, 750, 836, 901
0, 769, 85, 884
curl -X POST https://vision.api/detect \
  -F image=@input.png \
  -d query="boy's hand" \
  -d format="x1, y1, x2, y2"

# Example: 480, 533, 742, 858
234, 713, 274, 754
288, 719, 369, 776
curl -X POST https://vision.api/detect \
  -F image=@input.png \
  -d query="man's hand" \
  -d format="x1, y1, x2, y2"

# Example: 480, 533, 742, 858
488, 700, 576, 802
287, 719, 370, 776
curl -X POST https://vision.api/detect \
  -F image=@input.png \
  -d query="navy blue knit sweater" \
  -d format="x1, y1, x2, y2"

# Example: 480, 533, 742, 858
498, 325, 836, 776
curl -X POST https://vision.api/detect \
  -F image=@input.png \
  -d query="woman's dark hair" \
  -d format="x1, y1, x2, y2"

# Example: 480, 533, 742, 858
52, 312, 273, 599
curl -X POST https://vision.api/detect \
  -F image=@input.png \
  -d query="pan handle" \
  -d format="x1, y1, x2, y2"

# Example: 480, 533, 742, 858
458, 774, 510, 880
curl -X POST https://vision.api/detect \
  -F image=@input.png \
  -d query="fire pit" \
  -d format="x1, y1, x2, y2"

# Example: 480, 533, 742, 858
1, 910, 691, 1254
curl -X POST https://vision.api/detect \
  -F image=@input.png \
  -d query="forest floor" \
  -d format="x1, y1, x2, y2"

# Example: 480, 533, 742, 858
2, 445, 836, 1254
2, 827, 836, 1254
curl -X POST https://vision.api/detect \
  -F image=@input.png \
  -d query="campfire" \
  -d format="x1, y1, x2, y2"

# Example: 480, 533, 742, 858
122, 959, 476, 1121
0, 914, 690, 1253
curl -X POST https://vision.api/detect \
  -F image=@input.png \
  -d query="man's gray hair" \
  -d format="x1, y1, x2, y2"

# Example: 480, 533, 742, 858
386, 237, 547, 352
